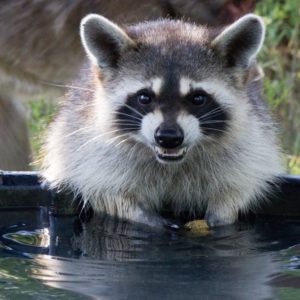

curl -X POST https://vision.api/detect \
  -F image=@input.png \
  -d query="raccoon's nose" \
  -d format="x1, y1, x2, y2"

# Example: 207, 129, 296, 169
154, 126, 184, 149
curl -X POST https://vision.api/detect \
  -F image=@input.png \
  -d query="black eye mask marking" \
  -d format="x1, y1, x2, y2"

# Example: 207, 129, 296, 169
115, 88, 155, 133
115, 86, 230, 137
184, 89, 230, 136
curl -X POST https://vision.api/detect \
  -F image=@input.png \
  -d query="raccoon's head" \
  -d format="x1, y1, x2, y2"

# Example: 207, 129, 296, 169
80, 14, 265, 164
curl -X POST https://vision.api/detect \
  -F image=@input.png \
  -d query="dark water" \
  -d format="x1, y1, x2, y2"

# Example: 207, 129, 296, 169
1, 209, 300, 300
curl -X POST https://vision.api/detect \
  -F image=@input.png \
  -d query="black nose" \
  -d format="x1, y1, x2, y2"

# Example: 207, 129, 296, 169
154, 126, 184, 149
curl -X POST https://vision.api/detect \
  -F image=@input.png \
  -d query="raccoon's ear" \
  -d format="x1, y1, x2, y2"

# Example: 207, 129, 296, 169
80, 14, 135, 69
211, 14, 265, 69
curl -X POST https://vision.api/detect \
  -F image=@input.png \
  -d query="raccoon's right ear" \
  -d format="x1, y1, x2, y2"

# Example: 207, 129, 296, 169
80, 14, 135, 69
211, 14, 265, 69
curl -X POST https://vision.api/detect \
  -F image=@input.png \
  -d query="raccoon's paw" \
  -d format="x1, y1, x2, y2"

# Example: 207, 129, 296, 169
147, 216, 181, 231
133, 209, 180, 230
141, 216, 181, 231
204, 211, 237, 227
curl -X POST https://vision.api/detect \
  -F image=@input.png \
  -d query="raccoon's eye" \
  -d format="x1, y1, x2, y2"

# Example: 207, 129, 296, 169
188, 90, 209, 106
136, 90, 153, 105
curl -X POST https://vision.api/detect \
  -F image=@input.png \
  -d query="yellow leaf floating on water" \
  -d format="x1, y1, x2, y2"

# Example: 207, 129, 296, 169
184, 219, 211, 236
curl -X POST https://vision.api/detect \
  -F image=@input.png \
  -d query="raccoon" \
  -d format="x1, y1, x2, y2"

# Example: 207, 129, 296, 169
42, 13, 283, 227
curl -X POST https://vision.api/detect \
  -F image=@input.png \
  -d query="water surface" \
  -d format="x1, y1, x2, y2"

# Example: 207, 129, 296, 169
1, 209, 300, 299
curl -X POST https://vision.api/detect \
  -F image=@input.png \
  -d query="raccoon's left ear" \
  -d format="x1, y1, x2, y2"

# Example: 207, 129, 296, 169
211, 14, 265, 69
80, 14, 135, 69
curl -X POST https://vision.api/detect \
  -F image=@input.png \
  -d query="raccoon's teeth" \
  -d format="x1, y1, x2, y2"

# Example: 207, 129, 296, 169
154, 146, 187, 158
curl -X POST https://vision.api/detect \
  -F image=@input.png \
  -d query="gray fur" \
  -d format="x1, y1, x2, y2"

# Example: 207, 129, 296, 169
212, 14, 265, 68
42, 14, 283, 227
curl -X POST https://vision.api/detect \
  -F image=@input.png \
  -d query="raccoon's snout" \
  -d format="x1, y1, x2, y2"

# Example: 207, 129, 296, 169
154, 126, 184, 149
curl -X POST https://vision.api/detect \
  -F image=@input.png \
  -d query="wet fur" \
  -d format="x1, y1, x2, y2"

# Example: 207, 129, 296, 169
42, 15, 283, 227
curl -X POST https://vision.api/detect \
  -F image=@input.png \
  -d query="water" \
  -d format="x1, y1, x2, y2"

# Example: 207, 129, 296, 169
1, 208, 300, 300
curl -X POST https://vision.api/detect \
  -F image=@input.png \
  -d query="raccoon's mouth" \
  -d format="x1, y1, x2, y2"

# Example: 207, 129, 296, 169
154, 146, 187, 162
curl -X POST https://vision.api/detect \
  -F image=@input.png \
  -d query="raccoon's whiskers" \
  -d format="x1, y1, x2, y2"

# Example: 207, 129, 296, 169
114, 136, 132, 147
201, 120, 244, 130
65, 126, 94, 138
64, 123, 138, 141
101, 120, 139, 126
74, 102, 98, 111
138, 105, 148, 116
50, 126, 94, 142
61, 125, 130, 141
111, 123, 140, 128
114, 112, 142, 122
197, 107, 226, 121
203, 127, 227, 134
76, 129, 133, 151
122, 103, 144, 118
40, 80, 94, 92
200, 120, 227, 125
198, 106, 223, 119
104, 132, 131, 145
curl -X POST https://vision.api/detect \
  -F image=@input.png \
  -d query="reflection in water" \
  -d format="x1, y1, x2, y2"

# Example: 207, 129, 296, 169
1, 212, 300, 299
33, 215, 279, 300
71, 215, 154, 261
3, 228, 50, 248
33, 253, 278, 300
269, 244, 300, 295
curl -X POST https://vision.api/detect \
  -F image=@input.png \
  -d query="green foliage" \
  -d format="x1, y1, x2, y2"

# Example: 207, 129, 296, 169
255, 0, 300, 174
26, 99, 57, 168
277, 287, 300, 300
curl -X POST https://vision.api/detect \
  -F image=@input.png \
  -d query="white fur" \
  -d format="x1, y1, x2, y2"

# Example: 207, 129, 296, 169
179, 77, 191, 96
151, 77, 163, 95
140, 109, 163, 145
176, 113, 201, 145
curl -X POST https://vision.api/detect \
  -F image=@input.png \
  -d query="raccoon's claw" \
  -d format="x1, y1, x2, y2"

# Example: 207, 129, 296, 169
204, 211, 236, 227
145, 216, 181, 231
135, 210, 181, 231
163, 221, 181, 231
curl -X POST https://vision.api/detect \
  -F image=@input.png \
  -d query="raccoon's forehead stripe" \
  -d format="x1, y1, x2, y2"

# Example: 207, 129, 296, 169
151, 77, 163, 95
179, 77, 193, 96
123, 77, 163, 95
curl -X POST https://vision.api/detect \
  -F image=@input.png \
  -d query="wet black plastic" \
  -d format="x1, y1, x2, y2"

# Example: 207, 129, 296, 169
0, 171, 300, 217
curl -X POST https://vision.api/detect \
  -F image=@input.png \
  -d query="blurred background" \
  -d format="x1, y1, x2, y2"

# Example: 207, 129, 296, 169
0, 0, 299, 173
255, 0, 300, 174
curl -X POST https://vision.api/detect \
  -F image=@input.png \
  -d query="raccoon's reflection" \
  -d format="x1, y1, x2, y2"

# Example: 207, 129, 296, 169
69, 213, 259, 260
33, 216, 281, 300
71, 214, 156, 261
